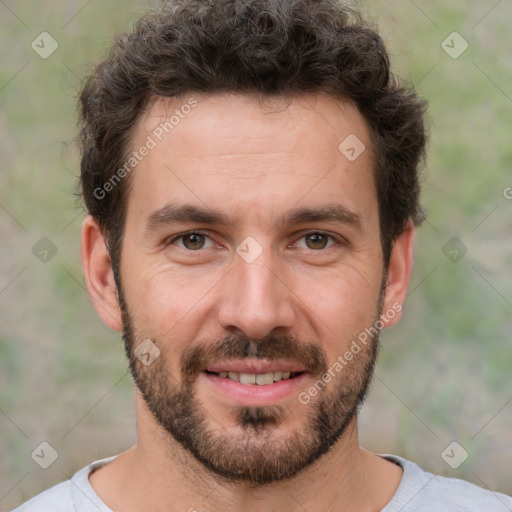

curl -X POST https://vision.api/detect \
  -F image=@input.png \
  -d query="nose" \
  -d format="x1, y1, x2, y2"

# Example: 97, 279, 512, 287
216, 248, 296, 340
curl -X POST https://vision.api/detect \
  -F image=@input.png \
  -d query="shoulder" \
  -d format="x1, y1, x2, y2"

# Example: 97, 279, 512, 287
11, 480, 74, 512
11, 456, 117, 512
382, 454, 512, 512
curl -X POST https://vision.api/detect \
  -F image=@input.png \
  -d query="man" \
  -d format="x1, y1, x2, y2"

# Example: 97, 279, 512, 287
14, 0, 512, 510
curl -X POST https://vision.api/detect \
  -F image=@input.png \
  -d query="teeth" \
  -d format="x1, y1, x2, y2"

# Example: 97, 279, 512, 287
255, 372, 274, 385
240, 373, 256, 384
215, 371, 297, 385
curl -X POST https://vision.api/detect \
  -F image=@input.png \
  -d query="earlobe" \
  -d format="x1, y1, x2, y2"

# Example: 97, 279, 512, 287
81, 215, 123, 332
380, 220, 415, 329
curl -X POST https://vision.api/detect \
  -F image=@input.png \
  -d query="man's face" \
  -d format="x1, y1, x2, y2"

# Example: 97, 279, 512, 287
116, 93, 387, 484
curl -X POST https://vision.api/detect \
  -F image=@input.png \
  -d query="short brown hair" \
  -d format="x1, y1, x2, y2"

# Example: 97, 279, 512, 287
79, 0, 427, 272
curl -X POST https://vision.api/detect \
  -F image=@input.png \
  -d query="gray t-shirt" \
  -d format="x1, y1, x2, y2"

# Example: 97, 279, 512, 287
12, 454, 512, 511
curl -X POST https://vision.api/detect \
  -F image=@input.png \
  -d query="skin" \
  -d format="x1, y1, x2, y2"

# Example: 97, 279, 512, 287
81, 92, 415, 511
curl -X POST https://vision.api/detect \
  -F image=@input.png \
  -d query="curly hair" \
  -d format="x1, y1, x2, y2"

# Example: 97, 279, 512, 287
79, 0, 427, 271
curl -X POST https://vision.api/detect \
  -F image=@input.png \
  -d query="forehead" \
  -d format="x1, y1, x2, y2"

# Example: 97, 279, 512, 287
137, 92, 370, 160
126, 92, 376, 229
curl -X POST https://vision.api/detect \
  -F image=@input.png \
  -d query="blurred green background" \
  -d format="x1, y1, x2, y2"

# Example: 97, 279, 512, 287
1, 0, 511, 508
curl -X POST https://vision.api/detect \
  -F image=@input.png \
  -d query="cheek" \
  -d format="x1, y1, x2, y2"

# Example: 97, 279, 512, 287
128, 276, 188, 331
295, 267, 381, 358
122, 259, 218, 353
298, 262, 381, 315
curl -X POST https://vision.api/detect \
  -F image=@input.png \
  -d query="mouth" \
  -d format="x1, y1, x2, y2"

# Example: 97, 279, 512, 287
204, 370, 305, 385
200, 360, 310, 406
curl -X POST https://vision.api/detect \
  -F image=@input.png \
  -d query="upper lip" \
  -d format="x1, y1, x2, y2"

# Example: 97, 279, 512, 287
205, 359, 307, 374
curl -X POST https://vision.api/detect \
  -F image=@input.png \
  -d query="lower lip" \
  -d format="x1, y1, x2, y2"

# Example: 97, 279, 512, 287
200, 371, 310, 406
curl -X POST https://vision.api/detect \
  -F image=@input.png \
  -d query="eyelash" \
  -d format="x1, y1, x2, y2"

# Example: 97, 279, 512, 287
165, 230, 340, 252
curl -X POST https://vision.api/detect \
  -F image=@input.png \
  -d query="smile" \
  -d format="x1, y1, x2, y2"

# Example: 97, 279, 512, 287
205, 370, 304, 385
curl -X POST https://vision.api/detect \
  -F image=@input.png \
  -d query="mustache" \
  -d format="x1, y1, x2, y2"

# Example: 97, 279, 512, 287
180, 334, 328, 381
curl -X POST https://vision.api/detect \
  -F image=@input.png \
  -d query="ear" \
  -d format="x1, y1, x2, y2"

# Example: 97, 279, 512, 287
380, 220, 415, 329
80, 215, 123, 332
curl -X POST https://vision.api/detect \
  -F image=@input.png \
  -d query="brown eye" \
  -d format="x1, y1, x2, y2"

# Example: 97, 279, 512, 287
304, 233, 329, 250
181, 233, 206, 250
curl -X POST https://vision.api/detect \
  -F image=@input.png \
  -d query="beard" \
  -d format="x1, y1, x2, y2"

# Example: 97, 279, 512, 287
117, 281, 383, 486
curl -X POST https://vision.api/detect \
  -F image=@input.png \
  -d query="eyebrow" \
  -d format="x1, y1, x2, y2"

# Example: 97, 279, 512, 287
144, 203, 362, 234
